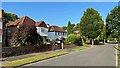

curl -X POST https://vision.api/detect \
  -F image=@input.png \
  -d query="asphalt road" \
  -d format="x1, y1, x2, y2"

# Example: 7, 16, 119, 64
25, 43, 116, 66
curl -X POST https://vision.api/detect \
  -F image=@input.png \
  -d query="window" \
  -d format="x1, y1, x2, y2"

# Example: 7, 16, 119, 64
61, 32, 62, 35
0, 22, 2, 29
55, 32, 57, 36
58, 32, 60, 35
63, 32, 64, 36
0, 35, 2, 42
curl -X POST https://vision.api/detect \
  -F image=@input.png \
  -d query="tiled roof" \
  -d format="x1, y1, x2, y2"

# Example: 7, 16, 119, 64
6, 16, 35, 27
48, 26, 66, 32
35, 20, 48, 28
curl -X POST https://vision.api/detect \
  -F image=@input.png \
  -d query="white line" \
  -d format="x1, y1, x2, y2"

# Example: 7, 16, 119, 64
116, 44, 118, 67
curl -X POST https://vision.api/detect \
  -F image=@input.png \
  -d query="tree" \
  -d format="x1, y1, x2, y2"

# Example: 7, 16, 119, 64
67, 21, 73, 35
10, 26, 43, 47
71, 24, 75, 28
106, 6, 120, 42
99, 25, 106, 43
3, 12, 19, 24
62, 26, 67, 30
80, 8, 104, 46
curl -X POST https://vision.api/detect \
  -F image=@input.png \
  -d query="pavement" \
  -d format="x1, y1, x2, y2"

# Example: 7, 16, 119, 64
24, 43, 116, 66
2, 47, 77, 62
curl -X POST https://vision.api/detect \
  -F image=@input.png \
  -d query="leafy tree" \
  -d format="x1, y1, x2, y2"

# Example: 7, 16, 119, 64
3, 12, 19, 24
71, 24, 75, 28
67, 21, 73, 35
106, 6, 120, 42
62, 26, 67, 30
99, 25, 106, 43
80, 8, 104, 46
10, 26, 43, 47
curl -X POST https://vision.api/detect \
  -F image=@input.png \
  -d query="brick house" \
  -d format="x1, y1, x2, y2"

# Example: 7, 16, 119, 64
5, 16, 35, 46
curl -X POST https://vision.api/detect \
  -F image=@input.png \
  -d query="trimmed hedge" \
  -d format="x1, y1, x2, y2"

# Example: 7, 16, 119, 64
65, 34, 83, 46
2, 44, 53, 58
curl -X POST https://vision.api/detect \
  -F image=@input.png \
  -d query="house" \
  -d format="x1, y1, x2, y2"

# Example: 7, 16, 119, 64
48, 26, 67, 39
35, 21, 48, 41
74, 30, 80, 36
6, 16, 35, 46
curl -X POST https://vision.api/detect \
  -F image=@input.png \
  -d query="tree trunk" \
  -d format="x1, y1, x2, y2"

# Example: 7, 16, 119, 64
61, 43, 64, 49
92, 39, 94, 47
104, 39, 105, 44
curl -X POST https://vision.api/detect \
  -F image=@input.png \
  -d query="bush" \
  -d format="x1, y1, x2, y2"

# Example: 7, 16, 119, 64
74, 36, 82, 46
50, 38, 55, 44
65, 34, 77, 44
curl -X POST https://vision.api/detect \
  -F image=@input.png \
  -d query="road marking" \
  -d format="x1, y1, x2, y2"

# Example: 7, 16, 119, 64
116, 44, 118, 67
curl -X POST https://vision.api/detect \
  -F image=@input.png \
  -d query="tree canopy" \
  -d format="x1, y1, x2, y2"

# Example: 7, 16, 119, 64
62, 26, 67, 30
80, 8, 104, 45
106, 6, 120, 41
3, 12, 19, 24
67, 21, 73, 35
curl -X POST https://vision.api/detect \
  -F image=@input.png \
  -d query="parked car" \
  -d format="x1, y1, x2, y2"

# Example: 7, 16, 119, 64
55, 38, 64, 49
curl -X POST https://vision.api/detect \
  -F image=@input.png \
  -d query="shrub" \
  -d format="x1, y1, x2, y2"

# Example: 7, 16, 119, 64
50, 38, 55, 44
65, 34, 77, 44
74, 36, 82, 46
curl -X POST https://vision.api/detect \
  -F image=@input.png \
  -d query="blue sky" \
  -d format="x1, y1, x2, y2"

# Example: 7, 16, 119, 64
2, 2, 118, 27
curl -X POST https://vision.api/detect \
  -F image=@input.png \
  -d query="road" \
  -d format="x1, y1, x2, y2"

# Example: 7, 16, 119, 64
25, 43, 116, 66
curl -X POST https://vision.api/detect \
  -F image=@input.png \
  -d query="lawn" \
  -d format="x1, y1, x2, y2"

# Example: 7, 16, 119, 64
2, 51, 69, 67
74, 46, 89, 51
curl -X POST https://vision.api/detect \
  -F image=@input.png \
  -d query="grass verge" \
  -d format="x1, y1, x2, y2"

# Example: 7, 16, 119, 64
2, 51, 69, 67
74, 46, 89, 51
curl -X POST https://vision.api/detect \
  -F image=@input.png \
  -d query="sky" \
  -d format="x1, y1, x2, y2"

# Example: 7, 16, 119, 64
1, 0, 119, 2
2, 2, 118, 27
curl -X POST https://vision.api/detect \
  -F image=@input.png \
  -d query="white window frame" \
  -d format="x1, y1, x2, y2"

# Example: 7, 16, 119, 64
0, 35, 2, 43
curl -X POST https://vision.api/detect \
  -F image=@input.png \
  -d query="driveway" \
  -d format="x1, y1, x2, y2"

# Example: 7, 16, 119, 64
24, 43, 116, 66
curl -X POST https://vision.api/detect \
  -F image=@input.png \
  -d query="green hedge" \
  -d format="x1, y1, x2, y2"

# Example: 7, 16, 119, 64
74, 36, 83, 46
65, 34, 83, 46
65, 34, 77, 44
